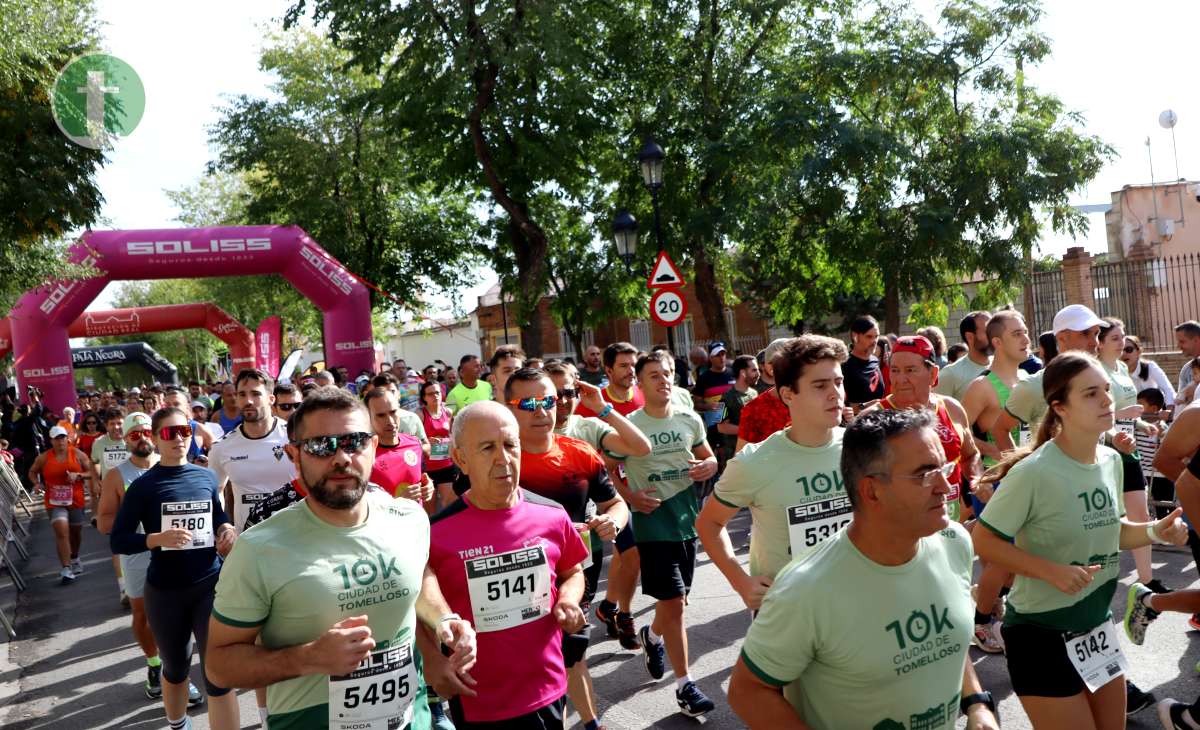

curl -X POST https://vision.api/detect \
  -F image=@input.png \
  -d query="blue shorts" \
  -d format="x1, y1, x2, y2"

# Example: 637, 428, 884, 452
970, 481, 1001, 518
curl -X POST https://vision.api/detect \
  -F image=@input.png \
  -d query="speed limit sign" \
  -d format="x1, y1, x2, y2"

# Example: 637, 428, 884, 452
650, 288, 687, 327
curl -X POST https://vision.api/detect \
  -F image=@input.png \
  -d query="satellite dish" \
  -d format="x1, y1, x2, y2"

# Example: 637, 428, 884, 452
1160, 109, 1178, 129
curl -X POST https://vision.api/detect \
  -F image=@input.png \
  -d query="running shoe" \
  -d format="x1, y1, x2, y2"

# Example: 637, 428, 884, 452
639, 626, 665, 680
971, 623, 1003, 654
1127, 681, 1156, 716
429, 697, 455, 730
1124, 582, 1159, 645
59, 567, 75, 584
1157, 698, 1196, 729
145, 664, 162, 699
1145, 579, 1172, 594
594, 601, 619, 639
616, 612, 641, 650
675, 681, 715, 718
120, 592, 131, 609
187, 682, 204, 707
1188, 613, 1200, 631
70, 558, 83, 574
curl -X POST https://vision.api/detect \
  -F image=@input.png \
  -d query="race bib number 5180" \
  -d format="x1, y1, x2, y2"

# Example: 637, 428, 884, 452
160, 501, 213, 551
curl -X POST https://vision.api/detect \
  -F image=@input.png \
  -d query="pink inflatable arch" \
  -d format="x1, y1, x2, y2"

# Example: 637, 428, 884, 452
0, 302, 256, 371
8, 226, 373, 411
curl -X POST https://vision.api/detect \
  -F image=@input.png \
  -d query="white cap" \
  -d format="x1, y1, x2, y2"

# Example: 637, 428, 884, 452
49, 426, 69, 439
129, 386, 141, 394
1052, 304, 1105, 335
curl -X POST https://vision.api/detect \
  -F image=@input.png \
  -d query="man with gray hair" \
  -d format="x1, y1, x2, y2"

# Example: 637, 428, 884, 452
729, 408, 997, 730
314, 370, 336, 388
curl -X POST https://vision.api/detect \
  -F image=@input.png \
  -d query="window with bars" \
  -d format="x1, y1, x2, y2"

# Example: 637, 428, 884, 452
629, 319, 651, 352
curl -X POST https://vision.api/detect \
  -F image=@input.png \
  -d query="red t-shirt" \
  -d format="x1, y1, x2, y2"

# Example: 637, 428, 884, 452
429, 493, 589, 722
575, 385, 644, 418
736, 388, 792, 445
519, 435, 616, 523
369, 435, 424, 497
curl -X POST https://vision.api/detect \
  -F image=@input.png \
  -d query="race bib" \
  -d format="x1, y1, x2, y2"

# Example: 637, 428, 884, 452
430, 438, 450, 460
48, 484, 74, 507
1116, 419, 1136, 438
577, 528, 592, 570
103, 449, 127, 471
787, 495, 852, 557
160, 501, 214, 551
1066, 620, 1128, 693
1018, 425, 1032, 447
465, 545, 553, 632
328, 643, 417, 730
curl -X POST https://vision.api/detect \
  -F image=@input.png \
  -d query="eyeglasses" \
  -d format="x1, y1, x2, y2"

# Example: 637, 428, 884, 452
157, 424, 193, 441
556, 389, 578, 400
507, 395, 557, 412
277, 402, 301, 412
1123, 346, 1137, 354
292, 431, 373, 458
127, 429, 153, 441
872, 461, 956, 488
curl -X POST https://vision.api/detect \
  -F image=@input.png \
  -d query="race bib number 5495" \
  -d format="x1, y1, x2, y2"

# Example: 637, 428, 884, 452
328, 643, 416, 730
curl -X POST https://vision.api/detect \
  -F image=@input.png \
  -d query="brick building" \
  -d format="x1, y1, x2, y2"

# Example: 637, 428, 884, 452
473, 282, 789, 362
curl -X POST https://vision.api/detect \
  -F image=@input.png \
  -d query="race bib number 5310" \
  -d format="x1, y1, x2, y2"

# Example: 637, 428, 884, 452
465, 545, 552, 632
787, 495, 852, 557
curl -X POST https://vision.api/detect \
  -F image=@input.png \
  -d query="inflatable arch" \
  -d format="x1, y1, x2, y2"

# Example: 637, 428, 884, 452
9, 226, 373, 411
72, 343, 179, 384
0, 302, 256, 371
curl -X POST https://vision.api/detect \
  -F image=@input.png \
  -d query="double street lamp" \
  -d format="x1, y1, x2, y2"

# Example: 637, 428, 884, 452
612, 139, 675, 352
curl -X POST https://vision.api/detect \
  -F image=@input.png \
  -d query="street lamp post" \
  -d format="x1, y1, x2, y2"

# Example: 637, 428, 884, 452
635, 139, 675, 354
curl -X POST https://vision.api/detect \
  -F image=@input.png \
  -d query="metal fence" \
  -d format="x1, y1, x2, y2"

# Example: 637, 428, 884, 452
1092, 253, 1200, 350
1027, 268, 1067, 338
0, 460, 33, 639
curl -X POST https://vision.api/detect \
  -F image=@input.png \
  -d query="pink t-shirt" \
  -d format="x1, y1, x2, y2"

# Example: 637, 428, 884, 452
421, 407, 452, 471
369, 434, 424, 497
429, 492, 589, 722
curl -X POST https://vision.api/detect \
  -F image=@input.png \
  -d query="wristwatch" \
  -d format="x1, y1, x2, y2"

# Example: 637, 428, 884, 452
960, 690, 996, 717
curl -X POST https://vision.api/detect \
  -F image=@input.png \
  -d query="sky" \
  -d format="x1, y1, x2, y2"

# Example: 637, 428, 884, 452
82, 0, 1199, 313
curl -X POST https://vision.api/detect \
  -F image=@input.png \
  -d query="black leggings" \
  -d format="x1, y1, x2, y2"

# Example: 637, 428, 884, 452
143, 573, 230, 697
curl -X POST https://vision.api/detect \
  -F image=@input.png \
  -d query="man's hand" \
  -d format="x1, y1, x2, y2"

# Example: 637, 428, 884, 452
423, 642, 477, 699
216, 526, 237, 556
965, 705, 1000, 730
553, 599, 585, 633
586, 515, 618, 542
736, 575, 774, 611
576, 381, 608, 416
629, 488, 662, 514
687, 458, 718, 482
1154, 507, 1189, 546
437, 618, 478, 675
149, 527, 192, 550
1112, 431, 1136, 455
302, 616, 375, 676
972, 481, 994, 503
1043, 563, 1102, 595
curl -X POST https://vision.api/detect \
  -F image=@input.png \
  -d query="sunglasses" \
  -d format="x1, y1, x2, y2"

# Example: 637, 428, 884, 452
1123, 346, 1137, 354
507, 395, 557, 412
293, 431, 373, 458
277, 402, 301, 411
127, 429, 153, 441
158, 424, 192, 440
556, 388, 578, 400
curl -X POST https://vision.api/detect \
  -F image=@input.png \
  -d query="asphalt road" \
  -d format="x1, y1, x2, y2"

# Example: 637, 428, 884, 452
2, 505, 1200, 729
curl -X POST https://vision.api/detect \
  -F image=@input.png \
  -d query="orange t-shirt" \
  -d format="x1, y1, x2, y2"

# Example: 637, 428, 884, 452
42, 449, 86, 510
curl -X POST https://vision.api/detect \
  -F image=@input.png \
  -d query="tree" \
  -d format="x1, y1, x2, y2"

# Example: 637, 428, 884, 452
736, 0, 1111, 332
284, 0, 629, 356
0, 0, 105, 312
207, 29, 484, 320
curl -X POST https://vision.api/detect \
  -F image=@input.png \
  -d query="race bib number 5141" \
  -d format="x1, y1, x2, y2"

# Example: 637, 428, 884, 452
465, 545, 552, 632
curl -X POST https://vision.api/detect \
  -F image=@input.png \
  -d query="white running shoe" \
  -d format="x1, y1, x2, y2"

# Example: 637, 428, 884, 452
70, 558, 84, 574
59, 567, 76, 584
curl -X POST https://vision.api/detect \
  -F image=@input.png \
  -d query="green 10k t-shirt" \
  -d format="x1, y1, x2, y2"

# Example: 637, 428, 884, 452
713, 428, 845, 578
612, 407, 707, 543
213, 491, 431, 730
741, 522, 974, 730
979, 441, 1124, 633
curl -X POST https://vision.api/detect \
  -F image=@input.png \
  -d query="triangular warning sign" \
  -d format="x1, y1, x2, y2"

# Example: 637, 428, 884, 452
647, 250, 686, 289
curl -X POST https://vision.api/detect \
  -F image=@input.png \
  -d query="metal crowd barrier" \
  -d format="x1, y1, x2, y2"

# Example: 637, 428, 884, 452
0, 460, 33, 639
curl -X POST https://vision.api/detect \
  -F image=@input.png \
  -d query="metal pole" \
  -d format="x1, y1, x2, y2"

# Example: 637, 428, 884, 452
500, 291, 510, 345
651, 186, 676, 354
